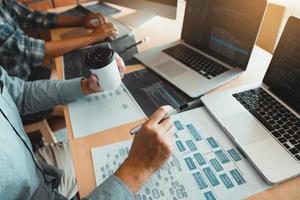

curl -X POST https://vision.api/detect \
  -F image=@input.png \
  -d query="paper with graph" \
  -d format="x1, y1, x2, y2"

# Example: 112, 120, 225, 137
91, 107, 270, 200
68, 84, 145, 139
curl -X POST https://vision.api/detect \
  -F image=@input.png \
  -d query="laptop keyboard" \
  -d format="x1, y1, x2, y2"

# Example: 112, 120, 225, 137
163, 44, 229, 79
233, 88, 300, 161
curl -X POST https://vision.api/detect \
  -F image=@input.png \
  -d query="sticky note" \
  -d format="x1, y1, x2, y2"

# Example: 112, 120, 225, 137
187, 124, 202, 141
192, 172, 208, 190
215, 150, 230, 164
230, 169, 246, 185
228, 149, 242, 161
186, 140, 198, 151
194, 153, 206, 166
203, 167, 220, 186
220, 174, 234, 189
210, 158, 223, 172
207, 137, 219, 148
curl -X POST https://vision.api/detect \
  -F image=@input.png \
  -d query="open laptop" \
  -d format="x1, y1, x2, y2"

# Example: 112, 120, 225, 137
135, 0, 267, 98
201, 16, 300, 184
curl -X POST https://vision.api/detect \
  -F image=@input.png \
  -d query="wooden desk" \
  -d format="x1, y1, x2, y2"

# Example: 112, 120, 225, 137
49, 2, 300, 199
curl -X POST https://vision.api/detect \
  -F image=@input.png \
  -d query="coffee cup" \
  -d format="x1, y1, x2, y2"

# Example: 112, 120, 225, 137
86, 48, 121, 91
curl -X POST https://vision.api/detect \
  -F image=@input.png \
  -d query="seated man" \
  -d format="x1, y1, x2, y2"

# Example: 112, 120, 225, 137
0, 63, 176, 199
0, 0, 117, 80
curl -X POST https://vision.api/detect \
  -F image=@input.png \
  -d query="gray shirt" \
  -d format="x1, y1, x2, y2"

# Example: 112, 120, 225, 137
0, 67, 134, 200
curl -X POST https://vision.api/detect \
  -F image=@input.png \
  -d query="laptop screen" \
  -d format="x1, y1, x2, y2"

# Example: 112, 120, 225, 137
181, 0, 267, 70
263, 17, 300, 114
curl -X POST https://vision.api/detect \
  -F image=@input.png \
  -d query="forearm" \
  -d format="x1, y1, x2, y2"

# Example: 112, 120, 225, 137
44, 35, 97, 58
55, 15, 84, 27
115, 159, 153, 193
21, 78, 84, 113
83, 175, 134, 200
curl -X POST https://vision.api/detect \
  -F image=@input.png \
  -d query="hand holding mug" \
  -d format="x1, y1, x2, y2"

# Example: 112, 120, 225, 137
81, 50, 125, 95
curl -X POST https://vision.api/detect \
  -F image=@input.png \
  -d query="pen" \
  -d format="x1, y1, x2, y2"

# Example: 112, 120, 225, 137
130, 99, 202, 135
121, 37, 150, 53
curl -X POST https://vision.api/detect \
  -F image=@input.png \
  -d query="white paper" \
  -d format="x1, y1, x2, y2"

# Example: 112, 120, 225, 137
68, 84, 145, 139
91, 107, 271, 200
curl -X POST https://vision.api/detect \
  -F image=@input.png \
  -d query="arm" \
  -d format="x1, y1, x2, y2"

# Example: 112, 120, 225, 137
0, 66, 84, 114
45, 23, 117, 59
0, 23, 45, 69
8, 0, 106, 29
84, 106, 176, 199
0, 54, 124, 114
56, 13, 106, 28
7, 0, 57, 29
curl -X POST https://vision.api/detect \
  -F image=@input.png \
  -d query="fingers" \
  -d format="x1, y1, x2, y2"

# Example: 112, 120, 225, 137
147, 106, 173, 126
89, 13, 107, 24
97, 14, 106, 24
158, 117, 174, 133
89, 74, 104, 93
115, 53, 125, 78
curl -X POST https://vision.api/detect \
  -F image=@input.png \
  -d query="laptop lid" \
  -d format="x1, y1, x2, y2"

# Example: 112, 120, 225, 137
181, 0, 267, 71
263, 16, 300, 114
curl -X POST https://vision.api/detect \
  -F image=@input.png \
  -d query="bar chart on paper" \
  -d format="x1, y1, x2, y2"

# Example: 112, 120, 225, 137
68, 84, 145, 139
92, 107, 270, 200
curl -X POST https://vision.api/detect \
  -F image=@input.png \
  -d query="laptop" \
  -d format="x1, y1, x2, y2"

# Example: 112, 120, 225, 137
135, 0, 267, 98
201, 16, 300, 184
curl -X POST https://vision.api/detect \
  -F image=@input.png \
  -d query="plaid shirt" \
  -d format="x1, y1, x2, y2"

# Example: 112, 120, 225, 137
0, 0, 58, 80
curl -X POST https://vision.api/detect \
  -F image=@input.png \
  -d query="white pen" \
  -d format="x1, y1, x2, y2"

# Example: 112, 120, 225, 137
130, 99, 202, 135
121, 37, 150, 53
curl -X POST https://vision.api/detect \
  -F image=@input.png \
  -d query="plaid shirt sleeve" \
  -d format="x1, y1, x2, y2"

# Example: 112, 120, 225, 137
7, 0, 58, 29
0, 23, 45, 77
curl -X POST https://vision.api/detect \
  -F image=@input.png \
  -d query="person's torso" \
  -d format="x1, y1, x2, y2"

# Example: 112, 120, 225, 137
0, 80, 41, 200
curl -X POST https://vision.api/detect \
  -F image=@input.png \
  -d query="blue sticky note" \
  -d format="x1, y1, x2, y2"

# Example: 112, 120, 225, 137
174, 120, 184, 130
194, 153, 206, 166
186, 140, 198, 151
204, 191, 216, 200
203, 167, 220, 186
220, 174, 234, 189
176, 140, 186, 152
184, 157, 197, 170
228, 149, 242, 161
192, 172, 208, 190
186, 124, 202, 141
207, 137, 219, 148
215, 150, 230, 164
210, 158, 223, 172
230, 169, 246, 185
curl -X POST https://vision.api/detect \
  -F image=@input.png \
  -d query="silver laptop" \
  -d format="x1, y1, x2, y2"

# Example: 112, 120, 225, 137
201, 16, 300, 184
135, 0, 267, 98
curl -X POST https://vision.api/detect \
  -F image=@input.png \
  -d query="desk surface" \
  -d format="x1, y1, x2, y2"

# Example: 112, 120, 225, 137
49, 2, 300, 199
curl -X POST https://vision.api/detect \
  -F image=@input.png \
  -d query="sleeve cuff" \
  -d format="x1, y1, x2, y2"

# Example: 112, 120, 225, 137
27, 37, 45, 67
59, 78, 85, 103
85, 175, 135, 200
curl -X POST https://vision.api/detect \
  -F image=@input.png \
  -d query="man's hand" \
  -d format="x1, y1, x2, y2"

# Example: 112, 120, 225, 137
80, 75, 103, 95
115, 106, 176, 193
81, 54, 126, 95
83, 13, 106, 29
89, 23, 118, 42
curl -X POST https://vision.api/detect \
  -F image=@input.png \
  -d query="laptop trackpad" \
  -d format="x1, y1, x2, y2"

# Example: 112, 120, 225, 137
154, 60, 187, 78
221, 112, 270, 145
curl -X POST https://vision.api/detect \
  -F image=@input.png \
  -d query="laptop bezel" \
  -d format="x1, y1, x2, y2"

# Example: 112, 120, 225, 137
263, 16, 300, 115
180, 0, 267, 71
